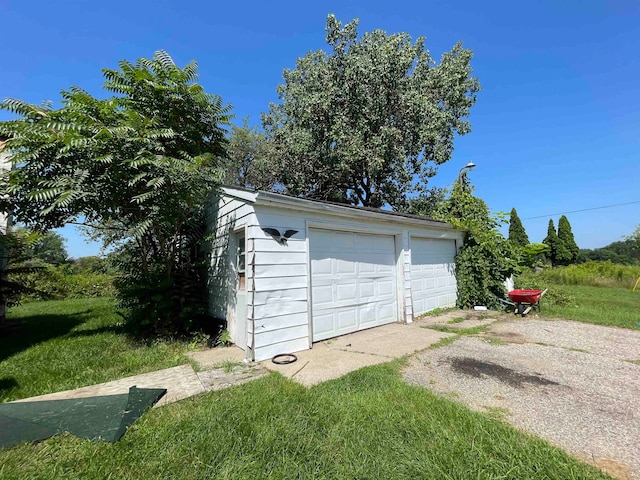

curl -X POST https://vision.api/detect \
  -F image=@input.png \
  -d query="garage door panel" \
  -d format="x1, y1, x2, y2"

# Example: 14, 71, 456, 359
359, 280, 375, 298
337, 310, 357, 330
337, 284, 357, 302
378, 302, 396, 320
377, 264, 395, 275
333, 232, 355, 249
311, 229, 398, 341
312, 285, 333, 305
313, 312, 335, 337
359, 305, 376, 324
411, 238, 457, 316
377, 279, 395, 296
336, 258, 356, 274
313, 258, 332, 274
358, 260, 376, 273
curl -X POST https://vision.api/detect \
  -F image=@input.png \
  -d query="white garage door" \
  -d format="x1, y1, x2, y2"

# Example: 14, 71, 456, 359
310, 229, 398, 342
411, 237, 457, 315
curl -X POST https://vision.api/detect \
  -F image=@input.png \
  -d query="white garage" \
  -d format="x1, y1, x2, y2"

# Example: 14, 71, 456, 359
208, 187, 465, 361
310, 229, 398, 341
410, 237, 458, 315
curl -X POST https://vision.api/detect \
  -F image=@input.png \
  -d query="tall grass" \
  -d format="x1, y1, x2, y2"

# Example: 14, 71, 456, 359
535, 261, 640, 288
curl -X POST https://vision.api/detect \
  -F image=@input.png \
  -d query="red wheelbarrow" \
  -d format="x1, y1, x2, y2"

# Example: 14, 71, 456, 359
506, 289, 548, 317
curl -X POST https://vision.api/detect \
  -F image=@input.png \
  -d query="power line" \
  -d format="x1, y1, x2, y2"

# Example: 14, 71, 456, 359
522, 200, 640, 220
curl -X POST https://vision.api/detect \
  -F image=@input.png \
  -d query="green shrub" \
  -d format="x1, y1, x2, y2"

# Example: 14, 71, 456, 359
111, 237, 209, 336
514, 270, 576, 307
433, 184, 519, 309
16, 265, 115, 301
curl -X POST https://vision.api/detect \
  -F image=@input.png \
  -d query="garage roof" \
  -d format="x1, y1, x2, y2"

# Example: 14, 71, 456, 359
221, 186, 459, 231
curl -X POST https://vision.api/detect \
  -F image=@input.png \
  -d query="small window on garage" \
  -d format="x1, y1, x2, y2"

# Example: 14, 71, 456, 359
237, 234, 246, 290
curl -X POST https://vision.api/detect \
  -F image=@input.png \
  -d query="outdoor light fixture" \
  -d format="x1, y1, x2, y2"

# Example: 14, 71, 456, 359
457, 162, 476, 185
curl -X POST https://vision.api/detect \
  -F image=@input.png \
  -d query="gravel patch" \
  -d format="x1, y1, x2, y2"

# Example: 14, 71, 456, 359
403, 319, 640, 480
489, 319, 640, 361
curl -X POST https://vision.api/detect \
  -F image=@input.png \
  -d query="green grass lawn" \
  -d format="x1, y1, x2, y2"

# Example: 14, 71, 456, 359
541, 283, 639, 329
0, 296, 623, 478
0, 361, 611, 480
0, 298, 192, 402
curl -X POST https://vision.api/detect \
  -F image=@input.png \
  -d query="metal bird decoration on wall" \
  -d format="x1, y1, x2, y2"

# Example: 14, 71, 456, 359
262, 228, 298, 245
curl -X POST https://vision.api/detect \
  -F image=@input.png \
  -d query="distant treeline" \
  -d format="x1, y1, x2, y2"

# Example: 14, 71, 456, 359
579, 237, 639, 265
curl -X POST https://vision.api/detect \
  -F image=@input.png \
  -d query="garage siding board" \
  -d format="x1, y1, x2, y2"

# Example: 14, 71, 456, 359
248, 210, 311, 360
410, 237, 457, 315
310, 229, 398, 341
207, 197, 253, 320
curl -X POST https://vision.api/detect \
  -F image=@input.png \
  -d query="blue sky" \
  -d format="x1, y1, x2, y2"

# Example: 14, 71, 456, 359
1, 0, 638, 257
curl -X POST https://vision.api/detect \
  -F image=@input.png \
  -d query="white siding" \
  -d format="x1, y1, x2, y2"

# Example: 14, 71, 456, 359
249, 208, 309, 360
206, 194, 255, 358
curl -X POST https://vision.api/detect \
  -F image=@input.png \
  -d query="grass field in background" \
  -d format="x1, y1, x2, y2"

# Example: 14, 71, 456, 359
536, 261, 640, 289
0, 361, 611, 480
540, 284, 639, 329
0, 298, 192, 402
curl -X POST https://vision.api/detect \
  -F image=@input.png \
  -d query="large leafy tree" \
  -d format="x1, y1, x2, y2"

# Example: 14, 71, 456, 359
222, 118, 275, 190
20, 230, 68, 266
0, 51, 232, 333
557, 215, 579, 265
263, 15, 480, 208
628, 224, 640, 249
508, 208, 529, 246
402, 187, 447, 218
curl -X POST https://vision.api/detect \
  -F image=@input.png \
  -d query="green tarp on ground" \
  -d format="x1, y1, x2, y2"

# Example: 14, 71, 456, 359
0, 386, 166, 448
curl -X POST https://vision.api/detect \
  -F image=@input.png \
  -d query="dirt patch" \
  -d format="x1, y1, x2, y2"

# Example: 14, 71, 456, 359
588, 457, 634, 480
486, 330, 528, 344
448, 357, 558, 388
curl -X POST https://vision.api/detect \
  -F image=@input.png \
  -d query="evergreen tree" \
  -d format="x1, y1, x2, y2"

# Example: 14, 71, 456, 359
508, 208, 529, 246
542, 219, 559, 266
557, 215, 579, 264
543, 218, 571, 266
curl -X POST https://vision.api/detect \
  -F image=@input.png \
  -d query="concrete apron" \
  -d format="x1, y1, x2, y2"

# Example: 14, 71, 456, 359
13, 346, 250, 407
11, 322, 454, 406
262, 321, 453, 387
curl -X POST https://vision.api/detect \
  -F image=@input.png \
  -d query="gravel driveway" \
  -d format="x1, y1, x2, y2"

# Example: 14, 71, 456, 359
403, 317, 640, 480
